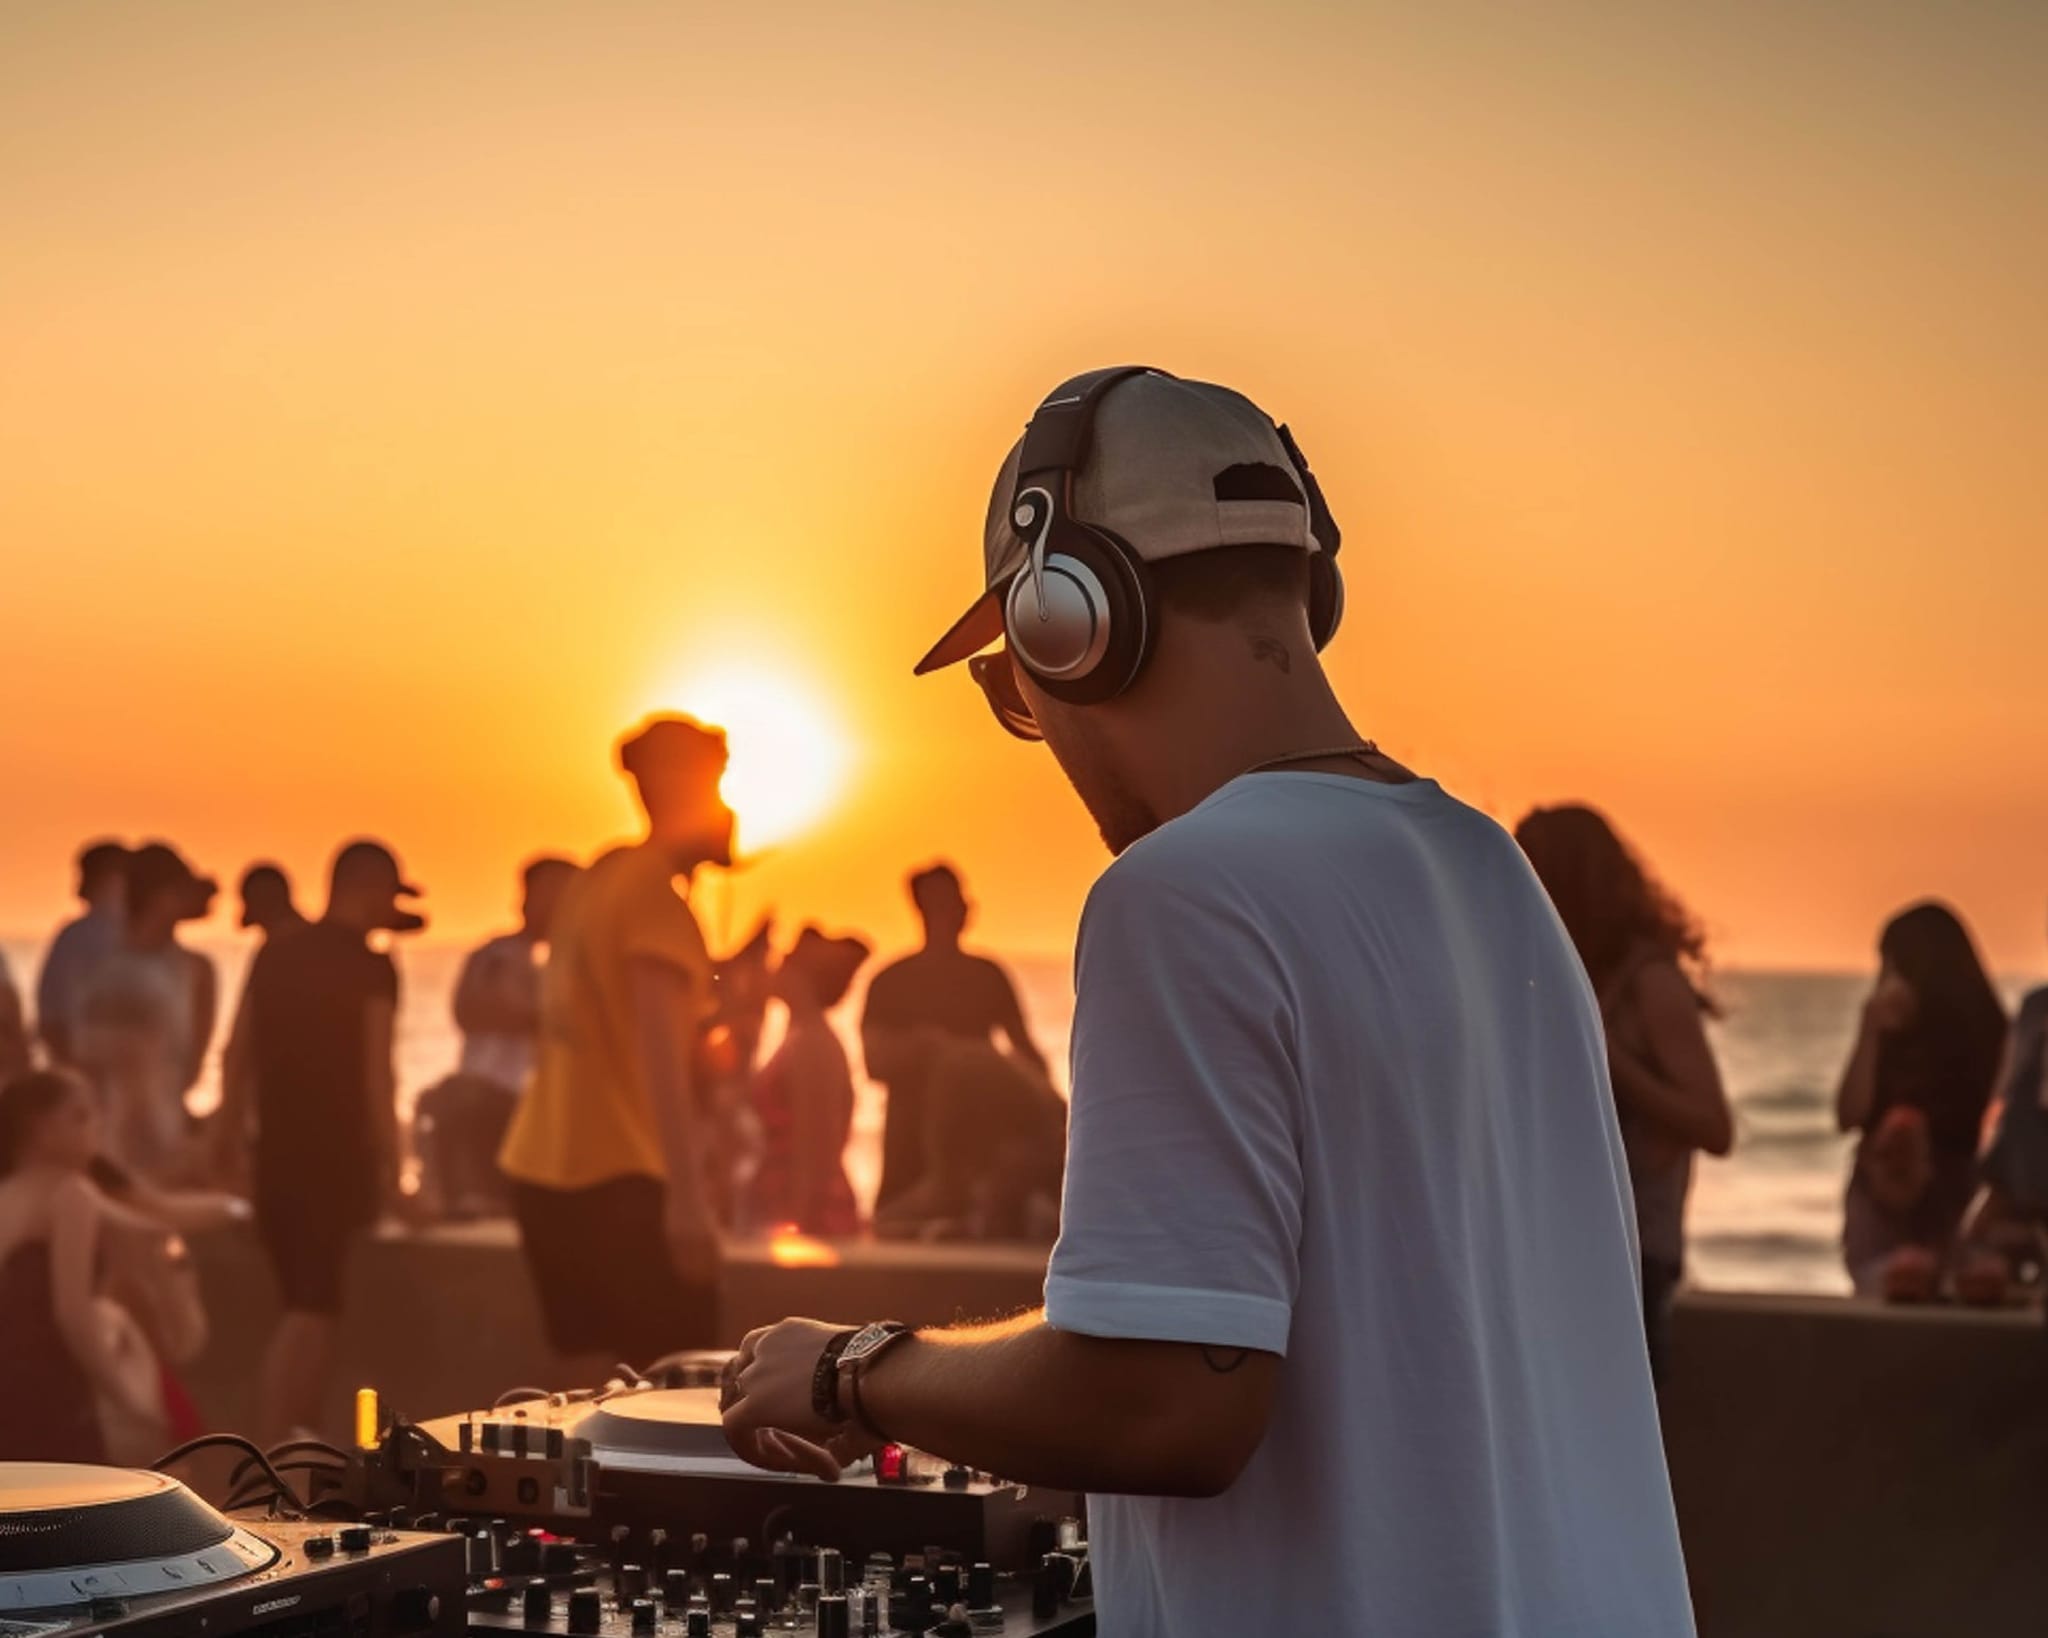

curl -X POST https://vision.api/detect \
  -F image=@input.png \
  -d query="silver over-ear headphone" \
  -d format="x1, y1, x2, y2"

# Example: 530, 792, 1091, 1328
1001, 367, 1344, 710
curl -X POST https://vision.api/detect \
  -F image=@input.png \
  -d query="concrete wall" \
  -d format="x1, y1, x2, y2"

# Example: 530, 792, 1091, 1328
180, 1226, 2046, 1638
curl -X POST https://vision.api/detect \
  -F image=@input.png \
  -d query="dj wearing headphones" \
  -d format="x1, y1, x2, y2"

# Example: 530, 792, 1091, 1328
723, 369, 1693, 1635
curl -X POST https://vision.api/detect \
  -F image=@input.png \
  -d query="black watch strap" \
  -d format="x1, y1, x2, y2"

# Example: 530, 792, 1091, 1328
811, 1329, 859, 1424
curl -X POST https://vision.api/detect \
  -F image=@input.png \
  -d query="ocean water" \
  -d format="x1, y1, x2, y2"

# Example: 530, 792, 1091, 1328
4, 933, 2035, 1297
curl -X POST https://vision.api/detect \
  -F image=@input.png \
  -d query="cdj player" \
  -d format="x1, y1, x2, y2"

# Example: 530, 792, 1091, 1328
0, 1464, 464, 1638
344, 1372, 1080, 1581
323, 1367, 1094, 1635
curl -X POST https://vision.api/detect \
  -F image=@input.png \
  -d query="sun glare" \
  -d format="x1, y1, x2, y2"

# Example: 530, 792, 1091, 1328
661, 663, 850, 852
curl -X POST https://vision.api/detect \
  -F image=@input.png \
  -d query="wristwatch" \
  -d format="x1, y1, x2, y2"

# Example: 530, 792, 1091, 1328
812, 1320, 913, 1429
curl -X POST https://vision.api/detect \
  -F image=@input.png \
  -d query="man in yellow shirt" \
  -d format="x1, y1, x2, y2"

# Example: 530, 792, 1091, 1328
500, 716, 734, 1383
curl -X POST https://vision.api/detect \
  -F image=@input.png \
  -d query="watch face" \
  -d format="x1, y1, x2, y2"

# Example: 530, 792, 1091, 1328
840, 1322, 902, 1365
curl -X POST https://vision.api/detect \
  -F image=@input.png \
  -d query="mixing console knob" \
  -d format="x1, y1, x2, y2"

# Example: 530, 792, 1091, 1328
339, 1526, 374, 1554
567, 1590, 603, 1635
504, 1533, 543, 1577
305, 1536, 336, 1561
817, 1548, 844, 1594
707, 1572, 733, 1614
685, 1612, 710, 1638
469, 1530, 499, 1577
816, 1593, 850, 1638
967, 1564, 994, 1609
753, 1577, 778, 1615
522, 1581, 553, 1624
629, 1599, 657, 1634
661, 1570, 691, 1607
390, 1588, 442, 1634
647, 1529, 670, 1576
933, 1565, 960, 1606
619, 1564, 648, 1602
731, 1599, 758, 1638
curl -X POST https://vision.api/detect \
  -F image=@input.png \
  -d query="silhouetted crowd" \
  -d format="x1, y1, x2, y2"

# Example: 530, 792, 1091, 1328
0, 713, 1065, 1450
2, 734, 2043, 1457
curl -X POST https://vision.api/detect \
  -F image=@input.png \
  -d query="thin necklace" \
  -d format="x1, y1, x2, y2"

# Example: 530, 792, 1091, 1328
1240, 740, 1382, 779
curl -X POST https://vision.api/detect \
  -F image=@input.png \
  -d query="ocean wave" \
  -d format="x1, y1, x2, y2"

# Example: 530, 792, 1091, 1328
1737, 1083, 1829, 1115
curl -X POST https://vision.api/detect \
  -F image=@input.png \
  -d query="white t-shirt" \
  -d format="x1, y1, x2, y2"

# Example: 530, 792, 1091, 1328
1045, 773, 1694, 1637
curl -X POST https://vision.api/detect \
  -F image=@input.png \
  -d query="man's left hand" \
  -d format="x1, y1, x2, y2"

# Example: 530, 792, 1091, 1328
721, 1317, 884, 1481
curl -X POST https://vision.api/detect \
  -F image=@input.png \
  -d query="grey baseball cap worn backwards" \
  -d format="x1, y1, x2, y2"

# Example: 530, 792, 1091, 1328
914, 369, 1333, 676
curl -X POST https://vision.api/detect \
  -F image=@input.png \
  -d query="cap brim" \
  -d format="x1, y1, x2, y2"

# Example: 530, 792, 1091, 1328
382, 908, 428, 934
913, 588, 1006, 676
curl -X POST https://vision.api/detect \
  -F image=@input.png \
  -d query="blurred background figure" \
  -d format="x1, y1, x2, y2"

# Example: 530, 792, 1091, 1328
1963, 903, 2048, 1295
36, 839, 129, 1069
498, 717, 734, 1385
861, 863, 1048, 1213
220, 838, 424, 1442
872, 1030, 1067, 1243
0, 949, 29, 1083
73, 843, 219, 1182
209, 861, 308, 1181
749, 926, 870, 1236
1516, 804, 1733, 1381
414, 854, 578, 1219
0, 1067, 243, 1463
0, 1069, 129, 1461
700, 918, 776, 1228
454, 855, 578, 1095
237, 862, 306, 940
1835, 901, 2007, 1298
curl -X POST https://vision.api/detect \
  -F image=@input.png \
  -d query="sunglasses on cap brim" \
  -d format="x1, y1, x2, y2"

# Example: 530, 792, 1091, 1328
968, 650, 1042, 742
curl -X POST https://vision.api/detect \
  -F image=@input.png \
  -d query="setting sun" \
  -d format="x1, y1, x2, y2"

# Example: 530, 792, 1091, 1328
658, 663, 852, 853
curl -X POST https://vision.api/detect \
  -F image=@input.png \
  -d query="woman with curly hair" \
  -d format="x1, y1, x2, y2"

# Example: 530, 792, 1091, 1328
1516, 805, 1733, 1380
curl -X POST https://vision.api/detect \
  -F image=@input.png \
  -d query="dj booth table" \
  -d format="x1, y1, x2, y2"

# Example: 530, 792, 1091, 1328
177, 1225, 2048, 1638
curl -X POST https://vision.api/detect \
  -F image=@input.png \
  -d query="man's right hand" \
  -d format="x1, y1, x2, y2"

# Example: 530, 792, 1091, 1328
663, 1191, 725, 1288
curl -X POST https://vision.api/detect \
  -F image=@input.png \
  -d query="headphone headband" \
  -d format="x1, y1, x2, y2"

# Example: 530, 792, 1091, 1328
1015, 365, 1160, 483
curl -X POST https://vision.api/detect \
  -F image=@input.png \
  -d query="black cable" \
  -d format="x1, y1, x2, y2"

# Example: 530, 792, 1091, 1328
493, 1387, 551, 1408
153, 1434, 305, 1515
229, 1440, 350, 1488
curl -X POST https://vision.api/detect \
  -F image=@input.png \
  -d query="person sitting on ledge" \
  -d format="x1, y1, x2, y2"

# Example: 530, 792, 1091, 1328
1836, 901, 2007, 1299
868, 1028, 1065, 1243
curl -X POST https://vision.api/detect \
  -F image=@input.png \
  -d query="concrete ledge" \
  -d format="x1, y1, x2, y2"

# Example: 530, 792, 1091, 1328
181, 1222, 1049, 1432
179, 1227, 2047, 1638
1663, 1290, 2047, 1638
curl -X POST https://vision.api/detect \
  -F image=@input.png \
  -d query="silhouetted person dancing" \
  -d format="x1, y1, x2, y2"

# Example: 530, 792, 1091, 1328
499, 718, 735, 1384
36, 840, 129, 1068
220, 839, 425, 1441
861, 864, 1046, 1210
236, 863, 306, 940
721, 367, 1693, 1635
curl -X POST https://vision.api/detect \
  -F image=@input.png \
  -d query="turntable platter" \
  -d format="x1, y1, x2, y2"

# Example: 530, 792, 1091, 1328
577, 1388, 731, 1463
0, 1464, 276, 1612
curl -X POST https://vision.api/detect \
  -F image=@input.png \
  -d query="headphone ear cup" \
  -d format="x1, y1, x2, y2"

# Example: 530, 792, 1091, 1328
1006, 526, 1154, 707
1308, 552, 1344, 652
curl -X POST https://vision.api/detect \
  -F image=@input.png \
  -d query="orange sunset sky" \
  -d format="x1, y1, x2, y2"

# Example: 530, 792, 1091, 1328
3, 3, 2044, 976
